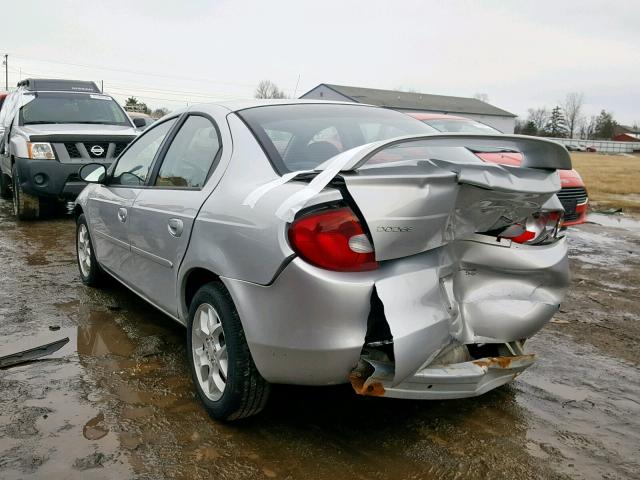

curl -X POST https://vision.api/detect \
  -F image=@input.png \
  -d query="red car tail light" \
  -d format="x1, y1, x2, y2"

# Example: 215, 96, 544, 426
499, 211, 563, 245
288, 207, 378, 272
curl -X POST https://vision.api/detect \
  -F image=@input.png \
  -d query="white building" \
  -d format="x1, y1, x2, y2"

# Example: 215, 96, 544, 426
300, 84, 517, 133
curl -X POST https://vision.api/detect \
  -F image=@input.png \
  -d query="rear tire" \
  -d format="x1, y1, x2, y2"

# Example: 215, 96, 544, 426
12, 164, 39, 220
76, 213, 104, 287
187, 282, 270, 421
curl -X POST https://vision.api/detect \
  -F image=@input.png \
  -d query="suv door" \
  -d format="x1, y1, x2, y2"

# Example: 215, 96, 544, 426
87, 118, 176, 279
127, 114, 223, 315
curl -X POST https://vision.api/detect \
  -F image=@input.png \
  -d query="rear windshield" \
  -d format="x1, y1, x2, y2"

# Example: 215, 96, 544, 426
237, 104, 436, 173
423, 118, 501, 134
19, 92, 131, 126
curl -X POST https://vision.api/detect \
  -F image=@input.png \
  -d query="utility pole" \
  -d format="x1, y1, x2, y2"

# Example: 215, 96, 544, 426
101, 80, 104, 93
3, 54, 7, 91
293, 73, 301, 98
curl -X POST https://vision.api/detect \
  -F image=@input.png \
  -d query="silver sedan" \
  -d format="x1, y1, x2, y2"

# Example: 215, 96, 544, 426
74, 100, 570, 420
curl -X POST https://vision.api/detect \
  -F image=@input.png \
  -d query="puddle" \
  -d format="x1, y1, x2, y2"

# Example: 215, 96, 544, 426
565, 219, 640, 269
586, 212, 640, 232
1, 199, 640, 479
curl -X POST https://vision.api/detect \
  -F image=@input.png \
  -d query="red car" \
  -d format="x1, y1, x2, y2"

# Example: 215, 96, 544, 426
0, 92, 8, 113
407, 113, 588, 226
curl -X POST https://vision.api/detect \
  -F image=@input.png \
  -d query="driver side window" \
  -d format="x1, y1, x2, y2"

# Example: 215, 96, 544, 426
154, 115, 221, 188
111, 118, 176, 186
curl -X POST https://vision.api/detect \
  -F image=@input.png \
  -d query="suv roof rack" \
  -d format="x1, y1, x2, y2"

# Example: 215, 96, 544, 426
17, 78, 101, 94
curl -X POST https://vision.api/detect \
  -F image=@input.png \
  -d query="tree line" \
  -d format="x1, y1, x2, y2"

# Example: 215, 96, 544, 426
124, 84, 631, 141
515, 92, 618, 140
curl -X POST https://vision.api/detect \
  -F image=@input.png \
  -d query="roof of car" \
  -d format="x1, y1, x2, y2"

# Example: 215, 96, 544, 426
303, 84, 517, 118
188, 98, 376, 113
17, 78, 102, 94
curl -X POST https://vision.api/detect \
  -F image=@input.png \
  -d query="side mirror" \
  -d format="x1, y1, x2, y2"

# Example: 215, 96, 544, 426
133, 117, 146, 128
79, 163, 107, 184
119, 172, 143, 186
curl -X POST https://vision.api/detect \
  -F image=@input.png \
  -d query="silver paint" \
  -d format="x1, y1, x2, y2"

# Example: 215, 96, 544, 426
77, 100, 571, 399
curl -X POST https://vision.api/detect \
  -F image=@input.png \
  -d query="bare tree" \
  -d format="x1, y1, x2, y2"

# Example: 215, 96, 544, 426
579, 115, 598, 140
473, 93, 490, 103
255, 80, 287, 99
527, 107, 549, 132
562, 92, 584, 139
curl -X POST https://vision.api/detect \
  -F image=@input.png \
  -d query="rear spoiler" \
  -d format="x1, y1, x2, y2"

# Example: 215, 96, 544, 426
316, 133, 572, 172
246, 133, 571, 222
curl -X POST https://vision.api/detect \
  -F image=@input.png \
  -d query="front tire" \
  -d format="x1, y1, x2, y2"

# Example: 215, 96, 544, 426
12, 164, 39, 220
76, 213, 104, 287
187, 283, 270, 421
0, 172, 11, 198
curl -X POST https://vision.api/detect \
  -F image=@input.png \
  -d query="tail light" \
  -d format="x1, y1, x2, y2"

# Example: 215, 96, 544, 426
499, 211, 563, 245
288, 207, 378, 272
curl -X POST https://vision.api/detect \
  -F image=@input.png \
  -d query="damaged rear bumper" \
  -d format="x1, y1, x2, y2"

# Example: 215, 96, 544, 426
350, 354, 536, 399
224, 235, 568, 391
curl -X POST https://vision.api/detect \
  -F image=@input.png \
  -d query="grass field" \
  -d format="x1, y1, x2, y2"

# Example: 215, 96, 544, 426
570, 153, 640, 212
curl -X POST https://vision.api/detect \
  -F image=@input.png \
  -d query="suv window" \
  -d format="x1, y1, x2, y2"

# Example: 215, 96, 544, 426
19, 92, 130, 126
154, 115, 220, 188
112, 119, 176, 186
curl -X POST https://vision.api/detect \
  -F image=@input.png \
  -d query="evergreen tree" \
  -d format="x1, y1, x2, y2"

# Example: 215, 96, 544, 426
594, 110, 616, 139
543, 106, 568, 138
520, 120, 538, 136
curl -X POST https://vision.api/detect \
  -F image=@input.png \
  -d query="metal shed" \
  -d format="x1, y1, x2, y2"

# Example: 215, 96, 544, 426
300, 83, 517, 133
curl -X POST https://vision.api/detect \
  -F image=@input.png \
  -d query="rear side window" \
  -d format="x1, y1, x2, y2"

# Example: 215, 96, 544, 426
112, 119, 176, 186
154, 115, 221, 188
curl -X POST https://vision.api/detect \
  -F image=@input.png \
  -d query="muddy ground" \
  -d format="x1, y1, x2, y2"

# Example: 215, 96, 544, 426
0, 199, 639, 480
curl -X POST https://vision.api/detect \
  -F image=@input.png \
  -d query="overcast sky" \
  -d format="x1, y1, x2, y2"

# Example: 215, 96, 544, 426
2, 0, 638, 124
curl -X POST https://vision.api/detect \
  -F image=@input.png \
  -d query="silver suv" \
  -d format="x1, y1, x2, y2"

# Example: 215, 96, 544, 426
0, 78, 140, 219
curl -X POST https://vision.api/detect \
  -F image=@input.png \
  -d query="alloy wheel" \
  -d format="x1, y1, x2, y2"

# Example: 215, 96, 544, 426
191, 303, 228, 401
77, 223, 92, 277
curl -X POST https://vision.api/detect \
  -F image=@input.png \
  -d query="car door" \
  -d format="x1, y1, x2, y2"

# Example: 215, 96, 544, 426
126, 113, 223, 315
87, 118, 177, 280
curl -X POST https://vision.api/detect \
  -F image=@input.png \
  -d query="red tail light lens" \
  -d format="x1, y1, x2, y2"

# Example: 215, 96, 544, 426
288, 207, 378, 272
500, 211, 563, 245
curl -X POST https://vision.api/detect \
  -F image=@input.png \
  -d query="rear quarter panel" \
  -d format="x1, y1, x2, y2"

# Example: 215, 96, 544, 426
177, 113, 342, 320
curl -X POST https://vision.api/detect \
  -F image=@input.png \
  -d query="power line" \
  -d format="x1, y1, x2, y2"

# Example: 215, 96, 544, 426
7, 65, 248, 104
101, 82, 243, 100
10, 54, 292, 90
8, 65, 252, 101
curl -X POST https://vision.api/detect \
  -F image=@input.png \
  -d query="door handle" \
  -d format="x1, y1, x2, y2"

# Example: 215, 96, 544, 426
117, 207, 128, 223
168, 218, 184, 237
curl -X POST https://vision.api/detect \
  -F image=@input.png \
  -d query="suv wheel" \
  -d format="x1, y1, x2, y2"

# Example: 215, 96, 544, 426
0, 172, 11, 198
76, 213, 104, 286
12, 164, 39, 219
187, 283, 270, 421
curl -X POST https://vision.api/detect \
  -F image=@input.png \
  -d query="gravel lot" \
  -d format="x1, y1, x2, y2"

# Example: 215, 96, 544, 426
1, 199, 639, 480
